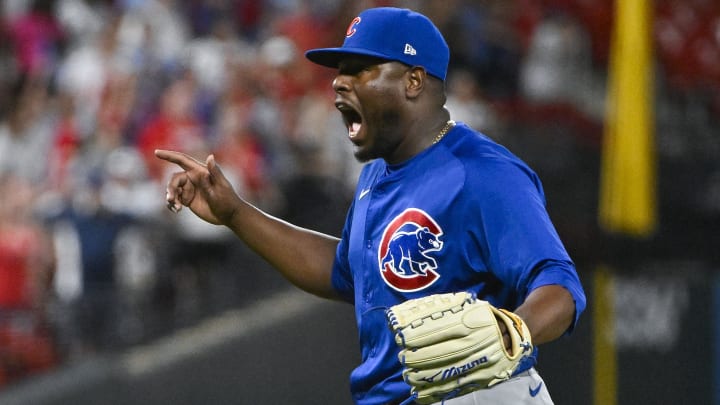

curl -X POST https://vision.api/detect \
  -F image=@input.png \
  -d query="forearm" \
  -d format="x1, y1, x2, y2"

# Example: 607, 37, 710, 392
514, 284, 576, 345
226, 200, 341, 300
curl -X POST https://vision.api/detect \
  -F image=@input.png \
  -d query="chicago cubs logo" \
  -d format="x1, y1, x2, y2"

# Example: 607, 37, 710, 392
346, 17, 361, 37
378, 208, 444, 292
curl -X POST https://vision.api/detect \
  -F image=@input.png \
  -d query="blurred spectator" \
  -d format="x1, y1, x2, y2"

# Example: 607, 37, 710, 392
289, 89, 359, 186
45, 92, 82, 196
280, 89, 357, 235
0, 174, 57, 386
115, 0, 189, 73
436, 0, 524, 99
270, 0, 334, 58
258, 34, 312, 104
0, 76, 56, 185
46, 168, 150, 355
3, 0, 66, 80
136, 72, 209, 182
96, 71, 139, 146
55, 0, 105, 44
55, 14, 122, 139
519, 12, 593, 108
445, 68, 503, 137
251, 35, 309, 179
212, 94, 284, 213
231, 0, 265, 40
100, 146, 163, 219
183, 16, 254, 101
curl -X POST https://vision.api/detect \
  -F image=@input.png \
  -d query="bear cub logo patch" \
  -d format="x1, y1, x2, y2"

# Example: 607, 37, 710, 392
378, 208, 444, 292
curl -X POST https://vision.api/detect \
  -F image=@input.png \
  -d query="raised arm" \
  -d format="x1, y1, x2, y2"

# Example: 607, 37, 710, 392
155, 149, 341, 300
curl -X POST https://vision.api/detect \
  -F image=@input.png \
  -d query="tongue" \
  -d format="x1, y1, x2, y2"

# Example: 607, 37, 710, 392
349, 122, 361, 138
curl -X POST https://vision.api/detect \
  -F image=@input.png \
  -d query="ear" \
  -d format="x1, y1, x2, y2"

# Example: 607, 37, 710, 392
405, 66, 427, 98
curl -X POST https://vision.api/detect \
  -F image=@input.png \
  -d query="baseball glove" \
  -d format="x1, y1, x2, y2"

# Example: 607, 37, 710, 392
386, 292, 533, 404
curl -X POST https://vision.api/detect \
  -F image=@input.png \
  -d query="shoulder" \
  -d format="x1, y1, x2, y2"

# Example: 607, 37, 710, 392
443, 123, 543, 195
446, 123, 524, 165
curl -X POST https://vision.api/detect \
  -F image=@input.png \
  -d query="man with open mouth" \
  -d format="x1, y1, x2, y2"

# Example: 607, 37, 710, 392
156, 6, 586, 405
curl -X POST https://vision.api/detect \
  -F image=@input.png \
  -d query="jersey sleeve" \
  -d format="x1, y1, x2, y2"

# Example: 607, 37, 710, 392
526, 259, 587, 334
470, 157, 586, 332
330, 200, 356, 304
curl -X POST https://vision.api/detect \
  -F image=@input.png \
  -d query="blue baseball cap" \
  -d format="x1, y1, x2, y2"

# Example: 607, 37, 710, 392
305, 7, 450, 81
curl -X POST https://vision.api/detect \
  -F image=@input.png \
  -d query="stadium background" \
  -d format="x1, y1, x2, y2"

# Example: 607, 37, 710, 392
0, 0, 718, 404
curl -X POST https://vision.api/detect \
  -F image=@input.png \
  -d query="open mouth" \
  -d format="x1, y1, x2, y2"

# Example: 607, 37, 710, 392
336, 102, 363, 139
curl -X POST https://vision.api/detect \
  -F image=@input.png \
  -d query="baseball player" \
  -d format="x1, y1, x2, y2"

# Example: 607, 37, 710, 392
156, 7, 586, 405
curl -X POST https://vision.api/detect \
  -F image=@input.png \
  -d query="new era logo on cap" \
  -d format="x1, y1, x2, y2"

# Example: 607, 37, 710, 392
305, 7, 450, 81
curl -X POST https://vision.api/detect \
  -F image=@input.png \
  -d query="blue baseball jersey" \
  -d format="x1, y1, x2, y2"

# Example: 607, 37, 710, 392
331, 122, 586, 404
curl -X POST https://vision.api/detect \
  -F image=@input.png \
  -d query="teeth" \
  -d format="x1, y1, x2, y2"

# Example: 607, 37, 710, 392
349, 122, 361, 138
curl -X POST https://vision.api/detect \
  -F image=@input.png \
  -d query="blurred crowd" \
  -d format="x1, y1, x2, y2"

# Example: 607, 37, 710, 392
0, 0, 718, 388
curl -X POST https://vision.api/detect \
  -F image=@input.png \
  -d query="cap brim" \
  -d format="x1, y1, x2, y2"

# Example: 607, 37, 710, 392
305, 47, 393, 68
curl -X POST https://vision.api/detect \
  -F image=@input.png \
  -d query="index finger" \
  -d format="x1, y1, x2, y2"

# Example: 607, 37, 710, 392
154, 149, 206, 171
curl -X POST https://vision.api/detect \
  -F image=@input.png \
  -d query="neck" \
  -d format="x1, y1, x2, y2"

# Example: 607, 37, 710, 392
384, 109, 452, 165
420, 109, 453, 146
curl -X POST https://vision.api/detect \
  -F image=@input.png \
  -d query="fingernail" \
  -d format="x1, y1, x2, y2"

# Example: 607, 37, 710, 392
167, 201, 180, 213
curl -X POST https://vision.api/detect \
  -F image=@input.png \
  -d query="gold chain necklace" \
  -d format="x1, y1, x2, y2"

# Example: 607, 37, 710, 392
432, 120, 456, 144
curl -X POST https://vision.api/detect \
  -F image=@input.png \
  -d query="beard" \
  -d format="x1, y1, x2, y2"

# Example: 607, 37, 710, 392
353, 137, 396, 163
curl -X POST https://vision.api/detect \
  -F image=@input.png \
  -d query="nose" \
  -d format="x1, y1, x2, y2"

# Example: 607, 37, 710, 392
332, 74, 351, 93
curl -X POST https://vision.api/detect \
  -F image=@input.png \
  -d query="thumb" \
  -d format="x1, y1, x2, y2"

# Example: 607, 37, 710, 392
205, 154, 222, 183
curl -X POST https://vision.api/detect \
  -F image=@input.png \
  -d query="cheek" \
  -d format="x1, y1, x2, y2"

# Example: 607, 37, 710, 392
376, 81, 405, 101
362, 84, 403, 117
